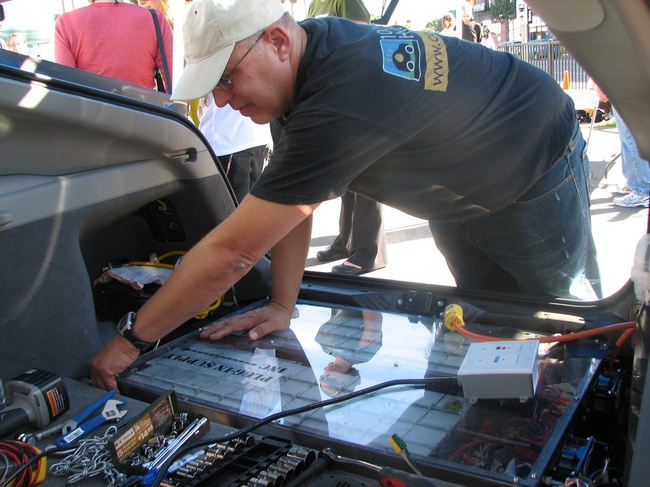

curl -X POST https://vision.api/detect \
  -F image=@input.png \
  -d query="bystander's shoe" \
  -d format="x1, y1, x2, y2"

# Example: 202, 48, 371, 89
613, 192, 649, 208
331, 263, 370, 275
316, 248, 348, 262
616, 183, 632, 195
331, 262, 386, 275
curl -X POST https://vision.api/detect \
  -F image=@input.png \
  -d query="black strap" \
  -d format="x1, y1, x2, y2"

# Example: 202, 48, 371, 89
149, 8, 171, 94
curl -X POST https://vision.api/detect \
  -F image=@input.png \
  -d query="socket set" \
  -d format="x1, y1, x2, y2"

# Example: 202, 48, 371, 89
160, 436, 317, 487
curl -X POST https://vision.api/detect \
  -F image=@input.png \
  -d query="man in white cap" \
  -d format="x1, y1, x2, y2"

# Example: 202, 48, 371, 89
91, 0, 600, 391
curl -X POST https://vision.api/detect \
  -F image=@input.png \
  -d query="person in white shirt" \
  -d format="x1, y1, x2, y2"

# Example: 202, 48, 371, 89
199, 95, 272, 203
439, 13, 456, 36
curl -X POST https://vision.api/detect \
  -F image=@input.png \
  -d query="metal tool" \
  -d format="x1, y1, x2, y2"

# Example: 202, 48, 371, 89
143, 416, 209, 471
16, 419, 65, 445
0, 369, 70, 439
320, 448, 440, 487
15, 389, 104, 445
59, 389, 116, 436
56, 398, 127, 447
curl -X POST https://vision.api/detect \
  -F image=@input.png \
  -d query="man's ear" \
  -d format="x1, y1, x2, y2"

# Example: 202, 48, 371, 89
266, 25, 291, 61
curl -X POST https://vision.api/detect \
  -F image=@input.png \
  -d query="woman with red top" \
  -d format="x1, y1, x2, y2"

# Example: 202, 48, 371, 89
54, 0, 173, 91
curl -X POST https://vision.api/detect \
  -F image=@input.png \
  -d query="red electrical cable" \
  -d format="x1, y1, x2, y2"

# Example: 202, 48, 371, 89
0, 440, 43, 487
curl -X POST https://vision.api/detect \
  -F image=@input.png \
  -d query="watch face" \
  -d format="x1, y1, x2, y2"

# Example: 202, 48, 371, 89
118, 312, 136, 332
118, 312, 155, 352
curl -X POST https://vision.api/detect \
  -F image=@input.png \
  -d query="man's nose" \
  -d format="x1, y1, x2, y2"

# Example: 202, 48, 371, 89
211, 88, 234, 107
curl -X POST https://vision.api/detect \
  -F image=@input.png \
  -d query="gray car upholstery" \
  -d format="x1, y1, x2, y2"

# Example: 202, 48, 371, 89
0, 61, 271, 380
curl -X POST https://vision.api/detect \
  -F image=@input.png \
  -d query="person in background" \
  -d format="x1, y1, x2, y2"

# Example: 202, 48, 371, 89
480, 24, 496, 49
308, 0, 387, 276
610, 110, 650, 208
461, 3, 481, 43
54, 0, 173, 91
439, 13, 456, 36
91, 0, 601, 392
590, 81, 649, 208
7, 33, 28, 54
0, 24, 8, 50
199, 94, 272, 203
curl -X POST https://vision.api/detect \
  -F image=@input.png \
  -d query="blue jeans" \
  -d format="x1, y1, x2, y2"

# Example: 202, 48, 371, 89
613, 107, 650, 196
429, 123, 602, 300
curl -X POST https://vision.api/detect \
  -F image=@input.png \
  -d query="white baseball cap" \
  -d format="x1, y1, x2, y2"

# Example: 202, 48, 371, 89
171, 0, 286, 101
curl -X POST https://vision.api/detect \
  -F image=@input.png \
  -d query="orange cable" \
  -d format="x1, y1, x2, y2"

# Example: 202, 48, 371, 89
454, 320, 636, 344
607, 326, 638, 369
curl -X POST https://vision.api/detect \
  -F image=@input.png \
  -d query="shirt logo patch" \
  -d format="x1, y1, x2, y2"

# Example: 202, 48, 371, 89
380, 39, 421, 81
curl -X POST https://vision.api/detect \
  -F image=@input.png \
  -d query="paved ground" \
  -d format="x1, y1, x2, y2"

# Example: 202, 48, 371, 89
306, 121, 649, 299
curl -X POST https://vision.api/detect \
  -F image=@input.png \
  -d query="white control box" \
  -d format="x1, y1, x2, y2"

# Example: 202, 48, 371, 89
457, 340, 540, 403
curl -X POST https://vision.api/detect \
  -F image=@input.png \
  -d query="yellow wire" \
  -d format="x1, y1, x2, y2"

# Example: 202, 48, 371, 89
157, 250, 187, 262
388, 435, 403, 454
194, 295, 224, 320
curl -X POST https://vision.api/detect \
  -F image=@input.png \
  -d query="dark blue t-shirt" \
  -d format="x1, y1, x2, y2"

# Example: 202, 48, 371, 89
252, 18, 576, 222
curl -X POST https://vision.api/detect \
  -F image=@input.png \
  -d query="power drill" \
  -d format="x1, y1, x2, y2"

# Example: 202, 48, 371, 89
0, 369, 70, 439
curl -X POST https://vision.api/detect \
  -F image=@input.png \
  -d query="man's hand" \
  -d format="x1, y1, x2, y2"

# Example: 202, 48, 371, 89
90, 336, 140, 392
200, 301, 295, 342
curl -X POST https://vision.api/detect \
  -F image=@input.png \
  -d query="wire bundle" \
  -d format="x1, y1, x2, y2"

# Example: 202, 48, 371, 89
0, 441, 46, 487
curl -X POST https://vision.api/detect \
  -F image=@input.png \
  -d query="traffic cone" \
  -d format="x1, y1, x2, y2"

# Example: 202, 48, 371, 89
562, 70, 571, 90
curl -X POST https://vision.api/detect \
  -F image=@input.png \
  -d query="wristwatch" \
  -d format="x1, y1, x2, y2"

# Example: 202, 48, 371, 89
117, 311, 156, 353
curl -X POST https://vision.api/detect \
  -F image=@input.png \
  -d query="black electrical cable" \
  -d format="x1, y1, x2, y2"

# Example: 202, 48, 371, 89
148, 376, 457, 487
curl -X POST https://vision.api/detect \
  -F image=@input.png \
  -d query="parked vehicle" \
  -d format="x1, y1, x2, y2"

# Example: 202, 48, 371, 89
527, 37, 561, 60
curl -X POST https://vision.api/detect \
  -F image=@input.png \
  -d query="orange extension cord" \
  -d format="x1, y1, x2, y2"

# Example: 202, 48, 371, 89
444, 303, 637, 344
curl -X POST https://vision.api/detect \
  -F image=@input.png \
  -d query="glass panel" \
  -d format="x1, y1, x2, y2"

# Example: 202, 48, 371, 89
118, 300, 600, 486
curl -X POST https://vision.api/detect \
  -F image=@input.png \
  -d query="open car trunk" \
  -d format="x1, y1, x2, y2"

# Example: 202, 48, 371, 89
1, 1, 649, 486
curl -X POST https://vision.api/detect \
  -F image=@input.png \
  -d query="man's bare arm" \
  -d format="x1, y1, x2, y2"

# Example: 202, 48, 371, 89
200, 212, 314, 341
90, 195, 317, 390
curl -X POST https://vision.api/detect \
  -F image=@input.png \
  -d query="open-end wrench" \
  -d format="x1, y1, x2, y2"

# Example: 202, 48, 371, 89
56, 398, 127, 447
14, 391, 115, 445
59, 389, 116, 436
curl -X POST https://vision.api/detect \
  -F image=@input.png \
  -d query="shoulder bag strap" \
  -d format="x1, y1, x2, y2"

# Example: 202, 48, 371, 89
149, 8, 171, 94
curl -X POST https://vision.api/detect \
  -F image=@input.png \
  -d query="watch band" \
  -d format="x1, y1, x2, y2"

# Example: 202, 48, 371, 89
117, 311, 156, 353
